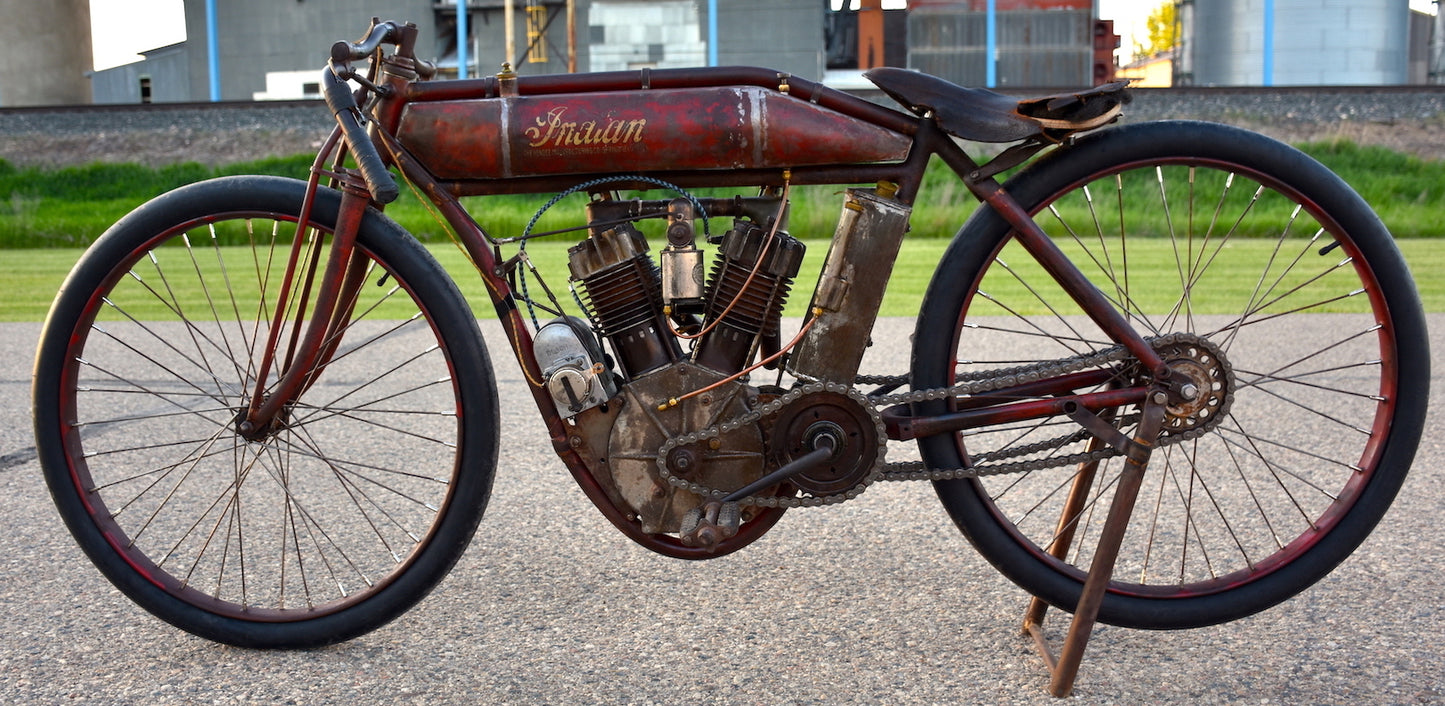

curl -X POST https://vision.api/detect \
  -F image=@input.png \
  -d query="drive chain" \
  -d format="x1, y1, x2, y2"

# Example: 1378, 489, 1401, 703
654, 333, 1231, 508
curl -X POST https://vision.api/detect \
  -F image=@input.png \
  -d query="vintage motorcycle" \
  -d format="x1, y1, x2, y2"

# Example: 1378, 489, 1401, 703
32, 19, 1427, 689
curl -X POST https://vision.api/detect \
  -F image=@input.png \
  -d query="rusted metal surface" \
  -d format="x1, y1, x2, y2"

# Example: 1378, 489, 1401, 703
787, 186, 911, 384
607, 362, 768, 535
395, 86, 912, 180
886, 386, 1147, 442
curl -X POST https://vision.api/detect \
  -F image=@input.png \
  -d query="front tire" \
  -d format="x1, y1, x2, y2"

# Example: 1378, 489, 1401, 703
33, 176, 500, 647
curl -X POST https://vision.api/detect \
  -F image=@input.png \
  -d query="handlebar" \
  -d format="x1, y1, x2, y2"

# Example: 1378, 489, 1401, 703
331, 19, 437, 79
322, 67, 399, 204
331, 20, 402, 65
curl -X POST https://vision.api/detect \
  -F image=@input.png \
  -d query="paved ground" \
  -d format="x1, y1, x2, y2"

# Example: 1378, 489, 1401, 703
2, 316, 1443, 704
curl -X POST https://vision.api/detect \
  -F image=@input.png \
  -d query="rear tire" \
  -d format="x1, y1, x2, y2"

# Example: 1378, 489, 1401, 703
912, 121, 1428, 629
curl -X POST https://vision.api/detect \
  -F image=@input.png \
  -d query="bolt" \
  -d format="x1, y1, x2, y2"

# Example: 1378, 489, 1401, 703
1180, 383, 1200, 401
568, 435, 583, 448
1151, 391, 1169, 405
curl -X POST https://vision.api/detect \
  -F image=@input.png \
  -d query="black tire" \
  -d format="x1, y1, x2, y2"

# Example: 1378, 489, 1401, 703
912, 121, 1428, 629
33, 176, 500, 647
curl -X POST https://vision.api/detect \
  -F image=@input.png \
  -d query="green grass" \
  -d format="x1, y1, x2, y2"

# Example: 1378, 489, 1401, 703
6, 238, 1439, 323
3, 138, 1444, 249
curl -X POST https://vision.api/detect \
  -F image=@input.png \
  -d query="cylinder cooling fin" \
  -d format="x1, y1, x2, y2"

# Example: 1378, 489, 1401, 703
568, 224, 681, 379
692, 221, 805, 375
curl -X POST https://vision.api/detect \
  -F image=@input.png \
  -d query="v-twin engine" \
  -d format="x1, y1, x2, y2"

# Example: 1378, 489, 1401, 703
538, 199, 805, 422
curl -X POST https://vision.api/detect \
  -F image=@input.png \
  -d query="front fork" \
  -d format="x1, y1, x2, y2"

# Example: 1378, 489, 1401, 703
241, 149, 373, 439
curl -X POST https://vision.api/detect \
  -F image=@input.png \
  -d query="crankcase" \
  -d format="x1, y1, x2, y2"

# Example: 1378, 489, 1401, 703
607, 362, 766, 534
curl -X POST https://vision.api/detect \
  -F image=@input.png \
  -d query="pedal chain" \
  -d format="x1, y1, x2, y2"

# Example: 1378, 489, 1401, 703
654, 333, 1227, 509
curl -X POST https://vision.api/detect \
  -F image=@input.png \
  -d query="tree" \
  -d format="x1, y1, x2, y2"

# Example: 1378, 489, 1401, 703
1135, 2, 1178, 58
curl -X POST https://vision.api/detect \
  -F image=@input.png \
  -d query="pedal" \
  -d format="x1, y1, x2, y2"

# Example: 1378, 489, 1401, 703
679, 501, 740, 551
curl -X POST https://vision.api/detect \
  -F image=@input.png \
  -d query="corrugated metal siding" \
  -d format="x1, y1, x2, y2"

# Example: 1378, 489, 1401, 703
908, 9, 1091, 87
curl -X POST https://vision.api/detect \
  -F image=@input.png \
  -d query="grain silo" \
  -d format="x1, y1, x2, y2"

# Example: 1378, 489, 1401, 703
0, 0, 93, 106
1191, 0, 1408, 86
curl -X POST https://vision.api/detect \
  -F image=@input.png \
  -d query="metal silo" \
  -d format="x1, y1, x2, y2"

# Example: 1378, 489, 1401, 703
0, 0, 93, 106
1191, 0, 1408, 86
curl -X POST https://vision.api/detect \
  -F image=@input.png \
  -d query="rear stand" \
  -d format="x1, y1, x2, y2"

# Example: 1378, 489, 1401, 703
1021, 399, 1165, 697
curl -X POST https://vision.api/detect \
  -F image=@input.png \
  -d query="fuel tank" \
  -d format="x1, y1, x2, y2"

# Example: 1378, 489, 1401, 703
395, 85, 913, 180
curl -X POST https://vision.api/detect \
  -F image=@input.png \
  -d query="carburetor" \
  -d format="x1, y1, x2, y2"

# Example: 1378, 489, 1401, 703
533, 315, 618, 419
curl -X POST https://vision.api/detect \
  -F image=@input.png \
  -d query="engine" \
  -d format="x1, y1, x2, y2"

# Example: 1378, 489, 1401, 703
533, 192, 805, 539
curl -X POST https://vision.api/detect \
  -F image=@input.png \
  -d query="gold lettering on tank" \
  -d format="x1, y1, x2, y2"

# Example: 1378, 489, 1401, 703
524, 107, 647, 150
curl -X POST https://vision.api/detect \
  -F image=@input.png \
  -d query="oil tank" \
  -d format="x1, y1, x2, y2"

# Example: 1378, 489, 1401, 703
1192, 0, 1408, 86
0, 0, 93, 106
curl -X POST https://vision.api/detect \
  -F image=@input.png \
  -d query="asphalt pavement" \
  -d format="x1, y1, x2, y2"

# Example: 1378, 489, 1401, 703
2, 317, 1442, 704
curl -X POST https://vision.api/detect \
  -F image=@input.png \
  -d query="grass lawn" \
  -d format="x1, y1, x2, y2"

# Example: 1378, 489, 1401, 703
5, 237, 1439, 324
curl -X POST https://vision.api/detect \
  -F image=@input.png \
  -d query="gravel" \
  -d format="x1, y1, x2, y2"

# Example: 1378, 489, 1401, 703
3, 316, 1443, 704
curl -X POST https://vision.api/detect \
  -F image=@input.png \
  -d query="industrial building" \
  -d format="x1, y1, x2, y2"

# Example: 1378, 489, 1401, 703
90, 0, 830, 104
10, 0, 1445, 106
82, 0, 1112, 105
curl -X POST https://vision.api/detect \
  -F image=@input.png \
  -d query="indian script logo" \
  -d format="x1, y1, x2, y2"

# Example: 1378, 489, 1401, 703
524, 107, 647, 150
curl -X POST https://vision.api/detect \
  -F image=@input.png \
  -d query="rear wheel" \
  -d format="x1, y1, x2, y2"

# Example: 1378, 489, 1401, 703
34, 176, 500, 647
912, 121, 1428, 629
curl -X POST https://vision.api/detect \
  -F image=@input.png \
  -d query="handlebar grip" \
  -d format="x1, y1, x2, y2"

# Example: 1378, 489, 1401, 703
323, 69, 399, 204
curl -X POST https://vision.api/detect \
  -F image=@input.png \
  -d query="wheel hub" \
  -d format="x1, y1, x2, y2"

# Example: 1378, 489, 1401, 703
1154, 334, 1233, 435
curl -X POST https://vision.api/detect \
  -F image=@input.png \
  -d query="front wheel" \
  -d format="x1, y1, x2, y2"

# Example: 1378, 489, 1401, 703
912, 121, 1428, 629
33, 176, 500, 647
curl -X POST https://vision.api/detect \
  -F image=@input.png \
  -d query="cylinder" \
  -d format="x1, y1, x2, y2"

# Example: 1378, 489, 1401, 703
692, 222, 805, 375
569, 225, 680, 378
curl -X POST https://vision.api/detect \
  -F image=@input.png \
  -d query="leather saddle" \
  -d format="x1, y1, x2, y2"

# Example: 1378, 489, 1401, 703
865, 67, 1130, 143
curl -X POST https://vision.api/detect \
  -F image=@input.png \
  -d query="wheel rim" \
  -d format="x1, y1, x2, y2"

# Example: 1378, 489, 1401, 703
951, 158, 1398, 598
57, 212, 465, 620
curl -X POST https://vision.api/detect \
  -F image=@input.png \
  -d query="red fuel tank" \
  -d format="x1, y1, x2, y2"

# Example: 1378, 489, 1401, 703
395, 86, 913, 180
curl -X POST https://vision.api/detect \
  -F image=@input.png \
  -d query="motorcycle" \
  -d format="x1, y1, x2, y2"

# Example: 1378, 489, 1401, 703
32, 18, 1428, 696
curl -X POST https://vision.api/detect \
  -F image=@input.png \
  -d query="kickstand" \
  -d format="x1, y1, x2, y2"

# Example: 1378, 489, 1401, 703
1021, 397, 1165, 697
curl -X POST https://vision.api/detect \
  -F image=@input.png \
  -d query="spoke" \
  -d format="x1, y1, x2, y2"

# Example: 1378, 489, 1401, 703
144, 248, 226, 394
1219, 428, 1286, 551
1240, 380, 1377, 435
183, 231, 249, 389
961, 314, 1114, 354
296, 425, 435, 547
97, 425, 234, 513
84, 434, 235, 461
245, 439, 376, 596
75, 405, 235, 430
1218, 221, 1318, 352
263, 433, 453, 488
981, 262, 1094, 356
287, 425, 405, 565
1230, 328, 1383, 398
1220, 413, 1335, 520
1214, 424, 1361, 474
1173, 183, 1266, 322
1211, 260, 1360, 352
87, 318, 236, 409
1046, 201, 1158, 332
